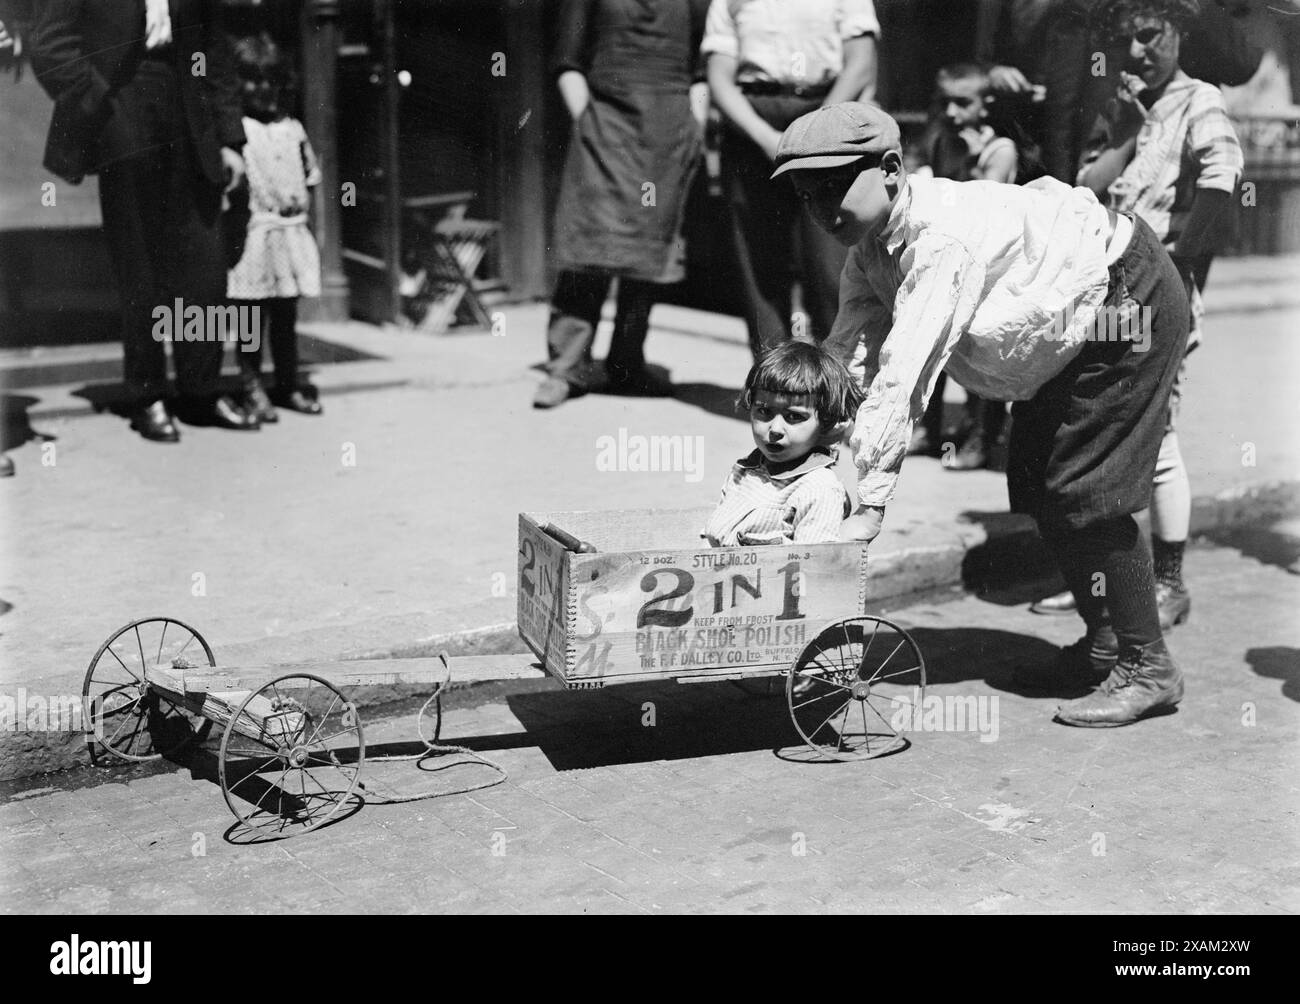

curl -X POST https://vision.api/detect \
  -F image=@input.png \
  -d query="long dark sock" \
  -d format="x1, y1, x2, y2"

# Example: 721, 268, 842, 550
1152, 537, 1186, 590
607, 278, 656, 382
1042, 526, 1110, 633
1053, 516, 1162, 651
235, 298, 266, 383
267, 298, 300, 392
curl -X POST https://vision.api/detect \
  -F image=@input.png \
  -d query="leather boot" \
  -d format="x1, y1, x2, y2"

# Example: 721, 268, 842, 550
1054, 638, 1184, 727
130, 399, 180, 442
1013, 623, 1117, 692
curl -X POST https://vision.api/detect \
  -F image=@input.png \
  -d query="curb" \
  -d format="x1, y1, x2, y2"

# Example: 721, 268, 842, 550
2, 479, 1297, 785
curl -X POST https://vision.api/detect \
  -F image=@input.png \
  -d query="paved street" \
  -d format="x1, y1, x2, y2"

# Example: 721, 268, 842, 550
3, 538, 1296, 914
1, 263, 1297, 912
2, 271, 1296, 718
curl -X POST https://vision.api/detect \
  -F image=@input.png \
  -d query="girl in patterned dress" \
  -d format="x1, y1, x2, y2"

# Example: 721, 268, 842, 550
227, 33, 323, 420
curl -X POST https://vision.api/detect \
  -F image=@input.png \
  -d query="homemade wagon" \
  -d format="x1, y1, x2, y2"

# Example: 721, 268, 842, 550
82, 508, 926, 836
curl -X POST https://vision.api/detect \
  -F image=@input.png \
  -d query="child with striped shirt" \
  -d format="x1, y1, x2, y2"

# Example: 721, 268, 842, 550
703, 342, 863, 547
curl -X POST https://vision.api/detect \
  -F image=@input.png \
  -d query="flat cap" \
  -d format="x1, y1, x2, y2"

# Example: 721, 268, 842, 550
771, 102, 902, 180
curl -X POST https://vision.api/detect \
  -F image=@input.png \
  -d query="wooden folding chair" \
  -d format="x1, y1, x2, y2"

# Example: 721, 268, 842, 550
400, 192, 501, 334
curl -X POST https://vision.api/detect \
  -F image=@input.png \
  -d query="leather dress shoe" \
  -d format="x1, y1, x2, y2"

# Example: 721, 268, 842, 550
177, 395, 259, 430
130, 400, 180, 442
1055, 638, 1183, 727
1156, 581, 1191, 630
271, 386, 322, 415
244, 381, 278, 423
1012, 624, 1117, 692
1030, 589, 1077, 616
0, 454, 13, 477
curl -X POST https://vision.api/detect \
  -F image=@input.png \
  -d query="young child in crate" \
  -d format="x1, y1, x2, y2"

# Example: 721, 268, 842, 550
1030, 0, 1243, 628
227, 32, 324, 421
772, 102, 1191, 728
703, 341, 863, 547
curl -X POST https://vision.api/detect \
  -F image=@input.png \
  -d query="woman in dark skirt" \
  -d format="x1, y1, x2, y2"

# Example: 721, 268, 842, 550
535, 0, 710, 409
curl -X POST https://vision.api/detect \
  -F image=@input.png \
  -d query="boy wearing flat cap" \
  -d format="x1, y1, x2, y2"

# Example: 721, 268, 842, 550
772, 102, 1190, 728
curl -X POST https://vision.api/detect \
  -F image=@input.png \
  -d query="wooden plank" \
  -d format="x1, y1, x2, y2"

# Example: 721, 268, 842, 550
208, 692, 306, 747
528, 507, 714, 554
144, 656, 452, 694
142, 679, 306, 746
144, 652, 546, 696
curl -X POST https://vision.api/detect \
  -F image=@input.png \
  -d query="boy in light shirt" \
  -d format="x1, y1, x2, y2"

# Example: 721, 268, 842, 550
771, 102, 1190, 727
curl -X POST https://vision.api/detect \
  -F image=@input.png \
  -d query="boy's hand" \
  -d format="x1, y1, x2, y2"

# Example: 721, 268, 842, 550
1116, 72, 1148, 122
841, 506, 885, 543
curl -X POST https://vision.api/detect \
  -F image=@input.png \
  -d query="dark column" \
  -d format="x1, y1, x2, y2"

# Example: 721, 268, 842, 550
496, 0, 550, 301
300, 0, 349, 321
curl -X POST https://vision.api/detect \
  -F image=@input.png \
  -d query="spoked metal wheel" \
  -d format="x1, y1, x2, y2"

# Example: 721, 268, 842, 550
219, 673, 364, 838
82, 617, 214, 763
787, 615, 926, 761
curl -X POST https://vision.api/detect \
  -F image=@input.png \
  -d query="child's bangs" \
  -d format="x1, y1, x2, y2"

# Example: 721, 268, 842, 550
741, 342, 864, 428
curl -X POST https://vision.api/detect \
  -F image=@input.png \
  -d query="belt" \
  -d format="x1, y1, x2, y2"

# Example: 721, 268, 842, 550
739, 80, 831, 99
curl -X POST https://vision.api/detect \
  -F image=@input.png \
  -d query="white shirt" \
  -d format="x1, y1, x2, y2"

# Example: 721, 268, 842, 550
825, 175, 1116, 508
701, 0, 880, 88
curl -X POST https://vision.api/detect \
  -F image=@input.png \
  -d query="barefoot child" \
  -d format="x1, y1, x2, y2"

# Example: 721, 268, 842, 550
773, 102, 1190, 727
703, 341, 863, 547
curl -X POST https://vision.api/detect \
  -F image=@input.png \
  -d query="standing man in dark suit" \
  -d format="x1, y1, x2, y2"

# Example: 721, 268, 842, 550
28, 0, 259, 440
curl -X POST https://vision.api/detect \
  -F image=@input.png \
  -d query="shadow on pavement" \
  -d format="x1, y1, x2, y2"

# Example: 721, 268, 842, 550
441, 626, 1062, 770
957, 510, 1057, 603
1202, 525, 1300, 575
668, 380, 747, 425
1245, 646, 1300, 703
1, 392, 53, 452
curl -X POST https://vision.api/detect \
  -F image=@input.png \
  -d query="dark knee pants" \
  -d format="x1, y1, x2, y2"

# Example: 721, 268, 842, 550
1008, 215, 1190, 533
97, 62, 226, 403
721, 94, 847, 360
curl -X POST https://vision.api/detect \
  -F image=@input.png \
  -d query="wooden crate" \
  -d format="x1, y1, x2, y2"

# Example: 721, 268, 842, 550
517, 509, 868, 689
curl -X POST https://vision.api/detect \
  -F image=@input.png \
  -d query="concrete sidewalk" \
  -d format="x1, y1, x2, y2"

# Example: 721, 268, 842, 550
1, 258, 1297, 779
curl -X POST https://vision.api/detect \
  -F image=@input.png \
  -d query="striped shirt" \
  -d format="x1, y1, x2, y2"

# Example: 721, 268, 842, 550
824, 175, 1116, 509
1078, 73, 1243, 250
703, 449, 852, 546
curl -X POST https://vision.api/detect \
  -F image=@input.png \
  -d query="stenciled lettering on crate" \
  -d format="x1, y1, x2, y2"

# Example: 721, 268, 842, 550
516, 516, 569, 672
518, 513, 868, 688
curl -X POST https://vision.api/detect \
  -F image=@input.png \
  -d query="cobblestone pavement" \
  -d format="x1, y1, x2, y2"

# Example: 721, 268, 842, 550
2, 541, 1297, 914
